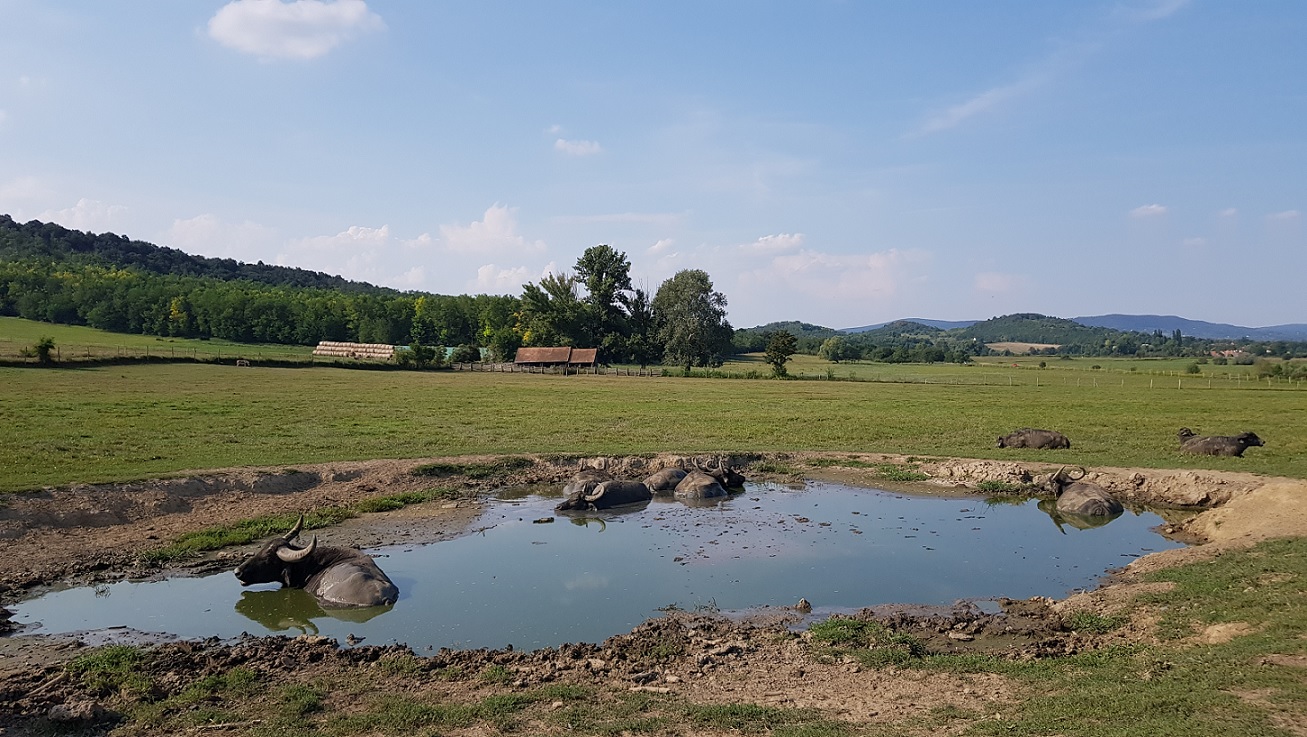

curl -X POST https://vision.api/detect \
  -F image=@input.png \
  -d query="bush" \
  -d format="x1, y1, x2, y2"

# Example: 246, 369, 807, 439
1185, 363, 1201, 374
449, 344, 482, 363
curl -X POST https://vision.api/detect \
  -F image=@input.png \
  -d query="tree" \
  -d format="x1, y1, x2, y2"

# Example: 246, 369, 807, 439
621, 287, 660, 367
651, 269, 733, 372
518, 272, 585, 346
765, 331, 798, 377
574, 245, 634, 360
818, 335, 856, 363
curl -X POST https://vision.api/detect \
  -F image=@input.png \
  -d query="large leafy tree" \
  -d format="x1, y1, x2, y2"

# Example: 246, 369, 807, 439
651, 269, 733, 372
518, 272, 586, 346
765, 330, 798, 377
574, 245, 634, 361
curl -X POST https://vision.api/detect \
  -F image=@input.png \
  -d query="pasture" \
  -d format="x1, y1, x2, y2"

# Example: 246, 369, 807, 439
2, 358, 1303, 492
0, 316, 313, 363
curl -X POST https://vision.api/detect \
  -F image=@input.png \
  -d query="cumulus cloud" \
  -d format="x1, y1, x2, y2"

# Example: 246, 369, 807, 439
1218, 207, 1238, 218
739, 233, 804, 254
439, 204, 546, 254
739, 247, 931, 304
1269, 210, 1300, 221
208, 0, 385, 60
164, 213, 281, 261
38, 198, 129, 232
472, 264, 532, 294
973, 271, 1026, 294
648, 239, 676, 255
1130, 203, 1168, 218
554, 138, 603, 156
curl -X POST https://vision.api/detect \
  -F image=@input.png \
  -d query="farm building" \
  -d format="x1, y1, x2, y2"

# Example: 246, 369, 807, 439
312, 341, 396, 360
513, 347, 598, 368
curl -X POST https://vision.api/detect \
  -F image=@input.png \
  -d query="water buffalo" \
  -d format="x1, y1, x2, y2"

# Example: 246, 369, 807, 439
997, 428, 1071, 449
562, 468, 613, 496
643, 467, 688, 493
673, 461, 747, 500
1041, 466, 1123, 517
1178, 428, 1264, 457
555, 479, 652, 511
235, 515, 398, 608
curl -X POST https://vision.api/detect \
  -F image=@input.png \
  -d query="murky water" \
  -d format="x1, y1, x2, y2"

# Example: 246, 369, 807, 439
10, 482, 1185, 650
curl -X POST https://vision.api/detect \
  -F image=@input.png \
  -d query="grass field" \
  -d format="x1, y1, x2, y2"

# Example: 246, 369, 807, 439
0, 316, 314, 362
3, 357, 1304, 491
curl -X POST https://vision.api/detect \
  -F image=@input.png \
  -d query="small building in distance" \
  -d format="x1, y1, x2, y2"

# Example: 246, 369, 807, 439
313, 341, 395, 360
514, 346, 598, 368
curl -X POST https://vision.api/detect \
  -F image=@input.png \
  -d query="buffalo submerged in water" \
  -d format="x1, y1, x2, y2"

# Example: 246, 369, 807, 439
234, 515, 399, 608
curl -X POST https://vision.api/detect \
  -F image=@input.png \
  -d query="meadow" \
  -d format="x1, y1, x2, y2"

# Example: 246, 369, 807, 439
0, 316, 313, 363
3, 356, 1303, 492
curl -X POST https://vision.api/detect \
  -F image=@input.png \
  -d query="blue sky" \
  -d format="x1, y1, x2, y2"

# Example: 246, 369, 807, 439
1, 0, 1303, 329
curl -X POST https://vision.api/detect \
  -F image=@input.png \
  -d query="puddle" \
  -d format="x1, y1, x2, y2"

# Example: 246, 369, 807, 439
8, 481, 1186, 651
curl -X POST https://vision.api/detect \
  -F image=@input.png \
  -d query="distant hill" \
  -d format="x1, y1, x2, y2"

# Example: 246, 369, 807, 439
855, 320, 945, 337
0, 214, 394, 294
956, 313, 1122, 345
737, 321, 840, 339
842, 318, 977, 333
1073, 314, 1307, 342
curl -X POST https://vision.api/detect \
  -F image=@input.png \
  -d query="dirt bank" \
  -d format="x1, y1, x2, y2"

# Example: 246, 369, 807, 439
2, 452, 1304, 735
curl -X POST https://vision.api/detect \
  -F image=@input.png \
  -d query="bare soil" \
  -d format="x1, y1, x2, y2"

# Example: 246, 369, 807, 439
2, 451, 1304, 735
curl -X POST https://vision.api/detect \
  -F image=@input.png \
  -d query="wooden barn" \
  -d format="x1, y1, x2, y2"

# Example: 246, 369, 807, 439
513, 346, 598, 368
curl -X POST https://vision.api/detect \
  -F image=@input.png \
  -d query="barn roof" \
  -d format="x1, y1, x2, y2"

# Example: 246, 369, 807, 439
568, 348, 598, 365
514, 347, 574, 364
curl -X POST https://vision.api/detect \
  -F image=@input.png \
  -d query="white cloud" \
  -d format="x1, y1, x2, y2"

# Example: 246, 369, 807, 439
1181, 237, 1208, 247
439, 204, 546, 254
739, 233, 804, 254
554, 138, 603, 156
648, 239, 676, 255
739, 247, 931, 303
163, 213, 281, 261
1218, 207, 1239, 218
913, 76, 1045, 137
1130, 203, 1168, 218
38, 198, 129, 232
1269, 210, 1300, 221
208, 0, 385, 60
973, 271, 1026, 294
472, 264, 533, 294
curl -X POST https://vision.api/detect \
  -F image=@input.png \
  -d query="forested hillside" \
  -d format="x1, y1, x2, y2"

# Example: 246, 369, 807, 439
0, 215, 388, 293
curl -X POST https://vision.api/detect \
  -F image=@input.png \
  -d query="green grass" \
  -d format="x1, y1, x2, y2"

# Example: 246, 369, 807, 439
2, 359, 1305, 491
0, 315, 314, 362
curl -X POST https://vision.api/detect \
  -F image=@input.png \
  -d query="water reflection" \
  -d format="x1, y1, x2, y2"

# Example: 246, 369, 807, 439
11, 482, 1188, 651
1037, 499, 1124, 533
233, 588, 393, 634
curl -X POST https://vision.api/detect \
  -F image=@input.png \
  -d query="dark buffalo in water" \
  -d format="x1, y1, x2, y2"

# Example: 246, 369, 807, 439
674, 461, 746, 500
562, 468, 613, 497
996, 428, 1071, 449
1178, 428, 1264, 457
555, 479, 652, 511
235, 515, 399, 608
643, 467, 688, 493
1041, 466, 1123, 518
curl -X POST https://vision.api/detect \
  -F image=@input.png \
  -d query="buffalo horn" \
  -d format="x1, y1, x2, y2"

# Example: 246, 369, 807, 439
1068, 466, 1087, 480
283, 514, 305, 542
276, 535, 317, 563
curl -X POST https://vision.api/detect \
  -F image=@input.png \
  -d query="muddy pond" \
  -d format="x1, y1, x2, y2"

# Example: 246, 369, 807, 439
10, 481, 1186, 651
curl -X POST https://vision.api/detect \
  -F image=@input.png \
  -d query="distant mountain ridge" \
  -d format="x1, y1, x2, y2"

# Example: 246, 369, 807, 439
1071, 314, 1307, 342
842, 318, 978, 333
840, 315, 1307, 342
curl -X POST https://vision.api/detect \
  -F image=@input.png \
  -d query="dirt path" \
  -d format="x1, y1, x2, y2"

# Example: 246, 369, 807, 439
2, 452, 1304, 735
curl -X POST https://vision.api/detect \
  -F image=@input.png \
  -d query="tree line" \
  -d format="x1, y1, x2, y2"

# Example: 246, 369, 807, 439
0, 217, 735, 367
